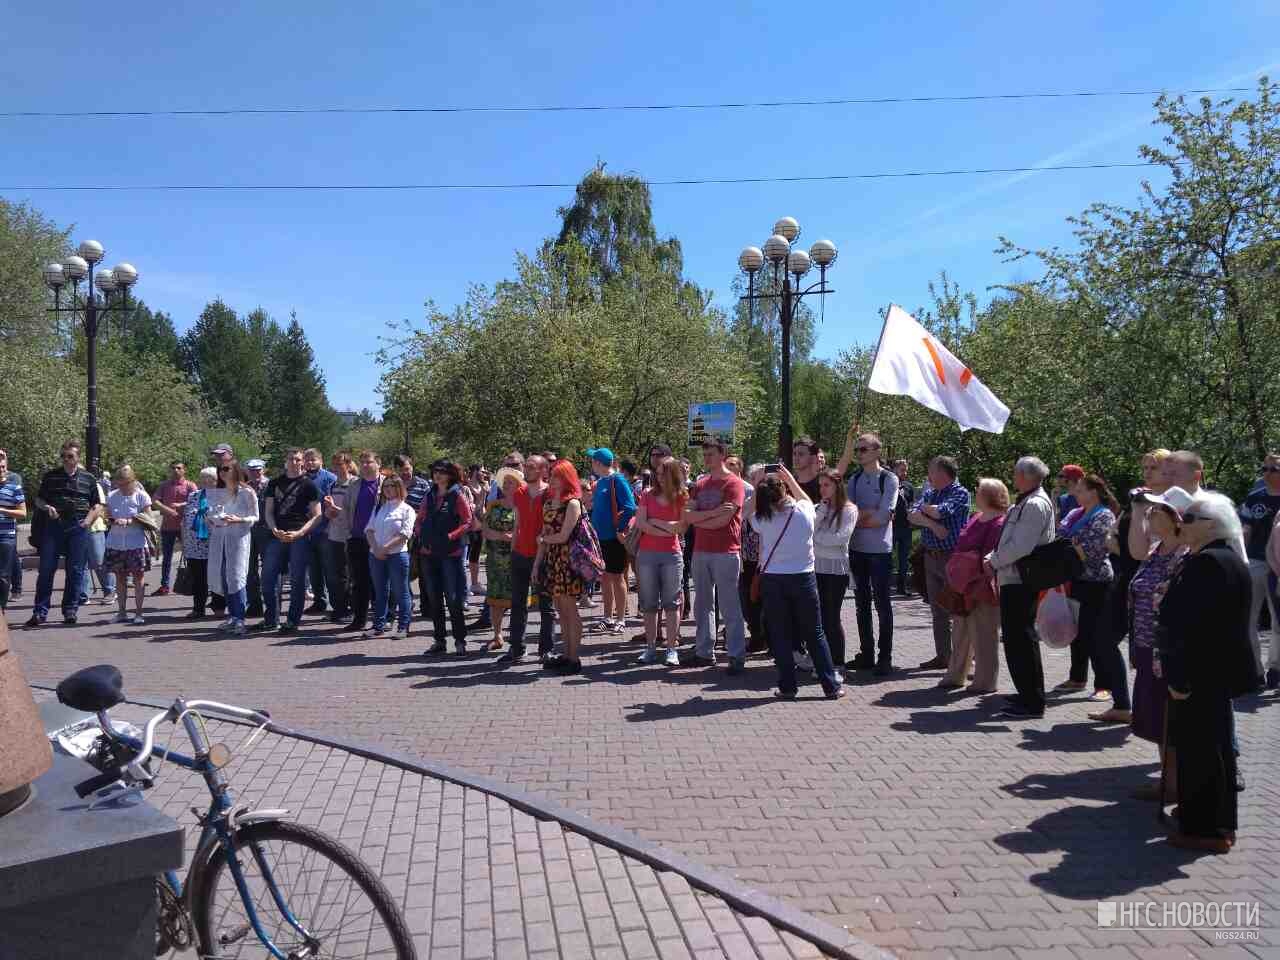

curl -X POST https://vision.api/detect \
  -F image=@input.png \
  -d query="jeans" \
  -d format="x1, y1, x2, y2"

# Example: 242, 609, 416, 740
850, 551, 894, 663
0, 541, 14, 609
761, 572, 841, 696
893, 522, 913, 584
224, 587, 247, 621
9, 545, 21, 594
424, 553, 468, 646
636, 550, 683, 612
245, 525, 270, 613
509, 552, 553, 656
1247, 559, 1280, 673
324, 538, 350, 617
692, 552, 745, 659
816, 572, 850, 666
1000, 583, 1045, 713
159, 530, 179, 588
82, 528, 116, 600
35, 521, 90, 620
347, 538, 372, 624
370, 550, 412, 630
306, 532, 329, 608
263, 537, 310, 626
923, 549, 953, 660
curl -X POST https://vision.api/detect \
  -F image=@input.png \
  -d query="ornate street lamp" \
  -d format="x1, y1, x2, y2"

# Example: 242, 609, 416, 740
738, 218, 837, 466
43, 241, 139, 473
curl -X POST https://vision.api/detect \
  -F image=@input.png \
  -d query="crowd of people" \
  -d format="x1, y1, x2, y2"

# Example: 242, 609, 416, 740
2, 431, 1277, 855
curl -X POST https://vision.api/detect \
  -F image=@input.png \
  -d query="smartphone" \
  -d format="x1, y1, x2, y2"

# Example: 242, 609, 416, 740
765, 463, 782, 474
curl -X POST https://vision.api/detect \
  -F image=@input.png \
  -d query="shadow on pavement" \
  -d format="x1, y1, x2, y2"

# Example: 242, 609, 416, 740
623, 696, 778, 721
996, 764, 1197, 899
1017, 720, 1132, 753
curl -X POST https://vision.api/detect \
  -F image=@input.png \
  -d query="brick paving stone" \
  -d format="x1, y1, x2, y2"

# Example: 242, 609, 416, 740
20, 570, 1279, 958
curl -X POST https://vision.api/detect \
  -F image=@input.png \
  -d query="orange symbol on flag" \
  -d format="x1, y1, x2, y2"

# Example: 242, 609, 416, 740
922, 337, 973, 389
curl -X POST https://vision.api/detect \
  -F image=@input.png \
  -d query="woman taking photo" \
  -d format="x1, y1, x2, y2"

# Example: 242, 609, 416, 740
939, 478, 1008, 692
634, 457, 688, 667
1125, 485, 1192, 800
1057, 474, 1131, 722
208, 459, 258, 636
536, 460, 587, 675
180, 467, 218, 620
813, 468, 857, 671
747, 465, 845, 701
103, 464, 151, 625
482, 467, 521, 651
1159, 492, 1258, 853
418, 460, 473, 655
367, 475, 415, 637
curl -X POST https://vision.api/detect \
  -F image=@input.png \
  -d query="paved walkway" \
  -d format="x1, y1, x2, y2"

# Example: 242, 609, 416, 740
36, 693, 844, 960
12, 571, 1279, 958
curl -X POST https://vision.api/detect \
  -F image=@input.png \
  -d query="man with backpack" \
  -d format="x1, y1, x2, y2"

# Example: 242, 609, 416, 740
841, 430, 899, 676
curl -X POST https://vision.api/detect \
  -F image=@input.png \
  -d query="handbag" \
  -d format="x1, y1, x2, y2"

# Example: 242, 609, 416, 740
610, 477, 640, 556
1016, 538, 1084, 593
750, 507, 796, 604
568, 505, 607, 583
173, 560, 195, 597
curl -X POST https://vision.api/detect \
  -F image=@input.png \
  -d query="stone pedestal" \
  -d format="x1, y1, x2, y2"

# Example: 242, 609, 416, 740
0, 753, 185, 960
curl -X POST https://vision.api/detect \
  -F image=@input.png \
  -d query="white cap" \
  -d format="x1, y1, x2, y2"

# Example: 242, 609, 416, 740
1134, 485, 1195, 518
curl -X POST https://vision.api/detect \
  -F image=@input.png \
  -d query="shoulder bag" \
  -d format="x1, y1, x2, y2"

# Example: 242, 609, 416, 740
750, 507, 796, 604
611, 478, 641, 556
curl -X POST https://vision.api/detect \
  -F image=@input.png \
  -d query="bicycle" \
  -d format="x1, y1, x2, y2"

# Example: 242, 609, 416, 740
55, 664, 416, 959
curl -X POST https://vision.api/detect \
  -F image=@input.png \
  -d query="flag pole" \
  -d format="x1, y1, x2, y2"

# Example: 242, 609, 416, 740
855, 303, 893, 426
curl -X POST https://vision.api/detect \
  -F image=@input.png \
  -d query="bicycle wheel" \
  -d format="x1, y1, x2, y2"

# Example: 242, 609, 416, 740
192, 820, 415, 959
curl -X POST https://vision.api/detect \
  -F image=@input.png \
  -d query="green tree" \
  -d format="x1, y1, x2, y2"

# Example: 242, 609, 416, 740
265, 314, 345, 457
0, 199, 70, 346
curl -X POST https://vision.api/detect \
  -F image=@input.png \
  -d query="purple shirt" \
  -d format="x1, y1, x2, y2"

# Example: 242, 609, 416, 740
351, 478, 379, 538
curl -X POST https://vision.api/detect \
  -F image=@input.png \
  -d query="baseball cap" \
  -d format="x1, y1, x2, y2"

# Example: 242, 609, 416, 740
245, 458, 266, 470
586, 447, 616, 466
210, 443, 234, 456
1133, 485, 1194, 518
1059, 464, 1085, 482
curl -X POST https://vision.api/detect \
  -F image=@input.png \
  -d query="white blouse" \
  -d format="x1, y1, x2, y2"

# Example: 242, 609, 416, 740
748, 498, 816, 575
370, 500, 415, 553
813, 501, 858, 576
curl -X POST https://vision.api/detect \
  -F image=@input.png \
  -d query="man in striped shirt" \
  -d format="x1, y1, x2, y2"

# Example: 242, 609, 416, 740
909, 455, 971, 670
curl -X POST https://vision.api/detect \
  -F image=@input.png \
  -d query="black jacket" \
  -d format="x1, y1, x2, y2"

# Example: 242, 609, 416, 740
1159, 540, 1258, 698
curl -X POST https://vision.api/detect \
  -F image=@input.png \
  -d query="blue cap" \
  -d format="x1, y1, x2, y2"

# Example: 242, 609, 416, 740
586, 447, 615, 466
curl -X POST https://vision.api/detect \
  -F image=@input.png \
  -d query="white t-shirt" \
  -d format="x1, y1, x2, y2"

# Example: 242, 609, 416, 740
105, 487, 152, 550
370, 500, 415, 553
748, 498, 816, 574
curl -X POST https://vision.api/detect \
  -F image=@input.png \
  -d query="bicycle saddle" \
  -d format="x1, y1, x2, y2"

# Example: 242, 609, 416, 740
57, 664, 126, 713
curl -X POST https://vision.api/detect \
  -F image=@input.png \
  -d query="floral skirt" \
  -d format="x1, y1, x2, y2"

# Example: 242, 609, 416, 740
105, 547, 151, 575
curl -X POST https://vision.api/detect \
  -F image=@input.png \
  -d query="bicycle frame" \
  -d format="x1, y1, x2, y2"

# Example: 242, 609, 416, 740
98, 697, 310, 960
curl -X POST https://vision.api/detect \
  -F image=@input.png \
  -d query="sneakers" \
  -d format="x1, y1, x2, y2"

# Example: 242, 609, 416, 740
604, 618, 625, 635
636, 648, 659, 665
726, 656, 744, 674
364, 625, 389, 638
276, 623, 298, 636
425, 641, 447, 655
131, 614, 146, 626
218, 617, 236, 631
250, 621, 276, 632
495, 649, 524, 666
691, 654, 716, 667
826, 686, 848, 701
664, 648, 680, 667
101, 593, 117, 605
395, 625, 411, 639
113, 611, 130, 624
795, 652, 814, 673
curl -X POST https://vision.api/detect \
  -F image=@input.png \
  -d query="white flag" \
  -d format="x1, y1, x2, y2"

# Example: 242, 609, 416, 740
867, 304, 1010, 434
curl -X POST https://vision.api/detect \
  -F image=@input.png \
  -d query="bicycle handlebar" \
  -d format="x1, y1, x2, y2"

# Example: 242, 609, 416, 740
97, 698, 273, 783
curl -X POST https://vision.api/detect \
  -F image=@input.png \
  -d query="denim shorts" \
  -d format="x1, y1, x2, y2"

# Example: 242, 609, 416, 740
635, 549, 683, 612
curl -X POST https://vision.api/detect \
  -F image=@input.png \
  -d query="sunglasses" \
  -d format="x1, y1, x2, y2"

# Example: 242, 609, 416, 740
1180, 514, 1201, 524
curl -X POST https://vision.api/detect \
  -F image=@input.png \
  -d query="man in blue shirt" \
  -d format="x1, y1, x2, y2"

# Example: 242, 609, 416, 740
303, 448, 338, 615
0, 447, 26, 610
910, 455, 972, 670
587, 447, 636, 635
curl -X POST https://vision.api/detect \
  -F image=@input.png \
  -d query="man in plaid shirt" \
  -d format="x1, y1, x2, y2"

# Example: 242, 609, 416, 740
909, 456, 971, 669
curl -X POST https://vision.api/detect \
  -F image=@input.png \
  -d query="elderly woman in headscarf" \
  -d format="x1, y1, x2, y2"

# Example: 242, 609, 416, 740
1157, 491, 1258, 853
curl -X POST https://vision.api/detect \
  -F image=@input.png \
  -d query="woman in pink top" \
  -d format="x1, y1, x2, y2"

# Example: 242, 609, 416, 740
633, 458, 688, 667
940, 478, 1009, 692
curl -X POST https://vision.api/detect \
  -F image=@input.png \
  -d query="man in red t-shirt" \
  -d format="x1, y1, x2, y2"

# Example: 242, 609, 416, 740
152, 460, 197, 595
684, 438, 747, 672
499, 454, 555, 665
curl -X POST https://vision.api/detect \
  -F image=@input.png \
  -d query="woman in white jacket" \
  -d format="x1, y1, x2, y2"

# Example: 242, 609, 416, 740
208, 460, 259, 635
814, 469, 858, 672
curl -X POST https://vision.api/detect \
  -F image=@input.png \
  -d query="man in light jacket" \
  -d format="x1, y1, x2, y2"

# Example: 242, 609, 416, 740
985, 456, 1056, 719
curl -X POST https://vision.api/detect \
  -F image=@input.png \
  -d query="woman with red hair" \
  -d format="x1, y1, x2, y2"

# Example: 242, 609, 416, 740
535, 460, 586, 673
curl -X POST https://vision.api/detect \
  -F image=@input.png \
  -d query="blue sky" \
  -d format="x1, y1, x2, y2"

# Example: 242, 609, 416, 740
4, 2, 1277, 413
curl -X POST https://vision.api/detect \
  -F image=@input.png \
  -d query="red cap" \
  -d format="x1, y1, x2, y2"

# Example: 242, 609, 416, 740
1059, 464, 1085, 481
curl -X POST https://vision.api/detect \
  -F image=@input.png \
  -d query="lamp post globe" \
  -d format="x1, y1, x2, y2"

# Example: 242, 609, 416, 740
77, 240, 105, 265
111, 263, 138, 288
62, 255, 89, 282
43, 263, 65, 290
762, 234, 790, 264
787, 249, 812, 277
773, 217, 800, 242
738, 246, 764, 274
809, 239, 838, 268
94, 272, 117, 297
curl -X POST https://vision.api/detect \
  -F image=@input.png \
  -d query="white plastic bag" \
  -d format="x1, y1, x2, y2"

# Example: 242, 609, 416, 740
1035, 586, 1080, 649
